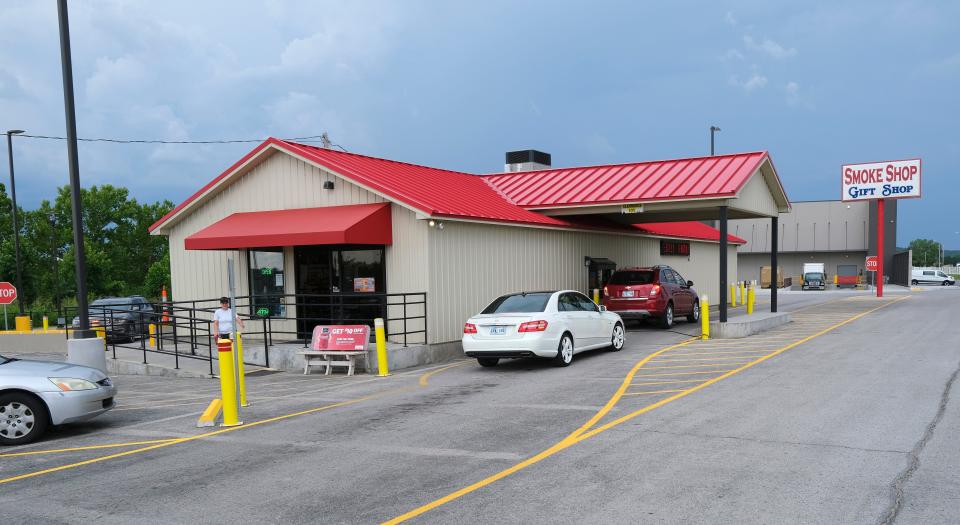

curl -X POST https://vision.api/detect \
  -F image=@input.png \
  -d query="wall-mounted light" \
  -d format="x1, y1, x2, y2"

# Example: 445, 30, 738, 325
437, 222, 444, 230
323, 180, 335, 190
428, 220, 436, 227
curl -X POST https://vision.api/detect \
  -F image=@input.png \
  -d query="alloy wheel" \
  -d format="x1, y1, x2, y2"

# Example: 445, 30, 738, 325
0, 401, 36, 439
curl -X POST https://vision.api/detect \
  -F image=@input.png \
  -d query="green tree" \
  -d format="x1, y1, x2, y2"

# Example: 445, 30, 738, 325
908, 238, 940, 266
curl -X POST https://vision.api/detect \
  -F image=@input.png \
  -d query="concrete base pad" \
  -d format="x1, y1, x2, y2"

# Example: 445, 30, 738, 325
710, 311, 791, 339
67, 337, 108, 373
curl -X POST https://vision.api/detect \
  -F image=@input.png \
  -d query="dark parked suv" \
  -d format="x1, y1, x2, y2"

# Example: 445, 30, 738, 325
601, 265, 699, 328
72, 296, 157, 341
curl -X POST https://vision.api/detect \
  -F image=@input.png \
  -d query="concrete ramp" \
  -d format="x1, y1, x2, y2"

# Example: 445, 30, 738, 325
710, 311, 791, 338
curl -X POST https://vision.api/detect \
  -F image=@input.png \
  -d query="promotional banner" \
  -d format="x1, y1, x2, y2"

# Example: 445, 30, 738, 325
311, 325, 371, 351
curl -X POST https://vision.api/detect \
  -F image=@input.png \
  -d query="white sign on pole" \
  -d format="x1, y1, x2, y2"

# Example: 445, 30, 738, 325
841, 159, 921, 202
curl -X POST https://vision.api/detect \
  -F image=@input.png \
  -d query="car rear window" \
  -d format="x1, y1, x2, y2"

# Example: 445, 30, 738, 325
481, 293, 552, 314
607, 271, 654, 285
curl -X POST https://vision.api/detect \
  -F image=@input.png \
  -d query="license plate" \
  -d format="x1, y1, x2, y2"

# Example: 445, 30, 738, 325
489, 326, 507, 335
622, 290, 635, 298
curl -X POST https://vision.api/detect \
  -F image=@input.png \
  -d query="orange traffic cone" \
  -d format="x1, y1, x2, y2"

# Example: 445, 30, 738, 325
161, 285, 170, 323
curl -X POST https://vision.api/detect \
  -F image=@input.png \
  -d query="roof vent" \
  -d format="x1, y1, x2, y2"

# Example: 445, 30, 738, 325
505, 149, 551, 172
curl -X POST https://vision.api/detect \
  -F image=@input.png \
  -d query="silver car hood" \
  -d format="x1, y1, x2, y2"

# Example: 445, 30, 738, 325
0, 358, 108, 382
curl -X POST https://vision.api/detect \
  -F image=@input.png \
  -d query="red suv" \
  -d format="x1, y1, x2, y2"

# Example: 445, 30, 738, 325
601, 265, 699, 328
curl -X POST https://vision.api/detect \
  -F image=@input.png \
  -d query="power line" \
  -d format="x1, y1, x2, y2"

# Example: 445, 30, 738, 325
14, 133, 348, 151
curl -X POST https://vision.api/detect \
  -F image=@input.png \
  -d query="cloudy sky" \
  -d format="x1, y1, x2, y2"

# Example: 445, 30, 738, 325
1, 1, 958, 247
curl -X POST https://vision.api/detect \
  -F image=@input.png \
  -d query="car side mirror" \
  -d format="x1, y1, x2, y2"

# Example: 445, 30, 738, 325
686, 280, 694, 287
598, 305, 607, 312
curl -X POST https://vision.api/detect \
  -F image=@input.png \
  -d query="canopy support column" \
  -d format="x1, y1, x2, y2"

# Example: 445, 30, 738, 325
719, 206, 728, 323
771, 215, 778, 313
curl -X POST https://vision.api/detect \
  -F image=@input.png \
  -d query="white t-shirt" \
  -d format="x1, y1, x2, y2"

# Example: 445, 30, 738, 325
213, 308, 236, 334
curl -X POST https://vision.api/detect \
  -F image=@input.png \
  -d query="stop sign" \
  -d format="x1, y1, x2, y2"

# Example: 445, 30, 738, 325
865, 256, 879, 272
0, 282, 16, 305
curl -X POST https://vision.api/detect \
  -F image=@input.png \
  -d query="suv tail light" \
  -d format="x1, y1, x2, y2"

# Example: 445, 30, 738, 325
518, 320, 548, 332
603, 286, 608, 296
463, 323, 478, 334
650, 284, 661, 297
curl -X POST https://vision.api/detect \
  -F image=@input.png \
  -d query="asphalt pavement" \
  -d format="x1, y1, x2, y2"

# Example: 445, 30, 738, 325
1, 289, 957, 524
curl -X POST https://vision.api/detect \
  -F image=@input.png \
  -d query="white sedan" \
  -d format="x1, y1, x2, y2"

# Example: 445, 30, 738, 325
462, 290, 625, 367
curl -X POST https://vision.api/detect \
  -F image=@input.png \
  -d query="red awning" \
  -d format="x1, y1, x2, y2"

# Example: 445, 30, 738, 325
184, 203, 392, 250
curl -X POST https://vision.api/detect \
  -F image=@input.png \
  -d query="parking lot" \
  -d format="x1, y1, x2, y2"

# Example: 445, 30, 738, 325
2, 289, 959, 524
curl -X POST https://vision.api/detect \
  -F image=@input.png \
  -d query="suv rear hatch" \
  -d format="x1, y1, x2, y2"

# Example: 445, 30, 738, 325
605, 270, 656, 299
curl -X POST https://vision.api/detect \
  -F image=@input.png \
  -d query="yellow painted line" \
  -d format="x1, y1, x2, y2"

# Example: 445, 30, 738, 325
562, 339, 697, 442
651, 356, 763, 363
631, 379, 709, 387
0, 439, 178, 458
419, 361, 471, 387
640, 363, 740, 370
622, 389, 687, 396
0, 360, 467, 485
663, 350, 773, 357
633, 370, 735, 378
383, 296, 909, 524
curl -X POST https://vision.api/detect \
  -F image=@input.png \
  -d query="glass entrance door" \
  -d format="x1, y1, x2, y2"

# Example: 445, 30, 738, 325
294, 246, 385, 338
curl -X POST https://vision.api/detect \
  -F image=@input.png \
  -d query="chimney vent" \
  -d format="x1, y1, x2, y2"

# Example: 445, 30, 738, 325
505, 149, 551, 172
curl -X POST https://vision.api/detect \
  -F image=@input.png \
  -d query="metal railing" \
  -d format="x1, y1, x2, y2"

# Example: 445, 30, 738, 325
60, 292, 427, 372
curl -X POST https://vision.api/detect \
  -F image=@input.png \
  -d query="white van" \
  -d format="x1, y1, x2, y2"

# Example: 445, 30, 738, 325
911, 269, 956, 286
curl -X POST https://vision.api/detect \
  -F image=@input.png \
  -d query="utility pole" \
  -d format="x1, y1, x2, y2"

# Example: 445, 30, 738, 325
6, 129, 25, 314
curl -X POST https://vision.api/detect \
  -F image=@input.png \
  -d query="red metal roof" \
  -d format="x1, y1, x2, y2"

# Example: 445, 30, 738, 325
151, 138, 761, 246
275, 140, 568, 227
484, 152, 769, 208
184, 203, 392, 250
632, 222, 746, 245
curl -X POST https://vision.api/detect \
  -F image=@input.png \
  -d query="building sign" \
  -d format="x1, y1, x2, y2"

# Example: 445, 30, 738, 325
620, 204, 643, 214
311, 325, 370, 351
865, 256, 878, 272
353, 277, 376, 293
841, 159, 921, 202
660, 239, 690, 257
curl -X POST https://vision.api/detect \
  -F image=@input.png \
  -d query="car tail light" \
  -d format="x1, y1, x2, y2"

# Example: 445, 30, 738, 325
518, 320, 548, 332
603, 286, 608, 296
463, 323, 478, 334
650, 284, 661, 297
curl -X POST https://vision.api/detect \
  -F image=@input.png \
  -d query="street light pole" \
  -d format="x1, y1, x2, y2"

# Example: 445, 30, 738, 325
710, 125, 721, 156
6, 129, 26, 314
57, 0, 94, 339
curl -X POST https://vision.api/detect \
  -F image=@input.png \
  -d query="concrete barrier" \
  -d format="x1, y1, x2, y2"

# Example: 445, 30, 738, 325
709, 311, 791, 339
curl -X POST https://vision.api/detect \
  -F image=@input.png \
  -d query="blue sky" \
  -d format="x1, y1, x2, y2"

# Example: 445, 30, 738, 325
1, 1, 958, 247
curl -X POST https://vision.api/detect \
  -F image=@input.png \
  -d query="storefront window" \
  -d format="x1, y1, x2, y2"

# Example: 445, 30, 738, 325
248, 249, 285, 318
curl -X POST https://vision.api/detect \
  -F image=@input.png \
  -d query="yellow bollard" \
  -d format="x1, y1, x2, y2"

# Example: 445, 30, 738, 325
729, 284, 737, 307
700, 295, 710, 340
149, 323, 156, 348
374, 318, 389, 377
236, 333, 248, 407
217, 339, 241, 426
747, 285, 755, 315
14, 315, 31, 332
592, 288, 600, 304
94, 326, 106, 349
739, 282, 746, 307
42, 316, 49, 332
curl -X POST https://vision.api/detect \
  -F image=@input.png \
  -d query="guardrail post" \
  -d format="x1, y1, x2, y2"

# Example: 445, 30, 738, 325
375, 318, 389, 377
262, 317, 270, 368
701, 295, 710, 340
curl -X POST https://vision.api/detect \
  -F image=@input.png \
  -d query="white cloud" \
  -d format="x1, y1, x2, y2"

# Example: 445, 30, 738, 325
743, 35, 797, 59
725, 11, 737, 26
729, 73, 768, 92
721, 49, 745, 61
785, 81, 800, 105
85, 55, 149, 102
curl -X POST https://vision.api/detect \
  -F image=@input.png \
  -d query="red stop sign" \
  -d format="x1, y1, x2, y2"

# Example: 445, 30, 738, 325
0, 282, 17, 305
865, 256, 879, 272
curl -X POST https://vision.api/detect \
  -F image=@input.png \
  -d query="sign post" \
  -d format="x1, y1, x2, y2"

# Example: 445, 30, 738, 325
0, 282, 17, 331
842, 159, 921, 297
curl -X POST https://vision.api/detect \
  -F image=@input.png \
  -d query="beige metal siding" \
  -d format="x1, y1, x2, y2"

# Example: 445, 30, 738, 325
384, 206, 430, 343
733, 201, 870, 254
426, 221, 735, 344
166, 152, 386, 304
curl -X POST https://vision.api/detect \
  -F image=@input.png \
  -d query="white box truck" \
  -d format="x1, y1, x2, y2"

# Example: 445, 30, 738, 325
802, 263, 826, 290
